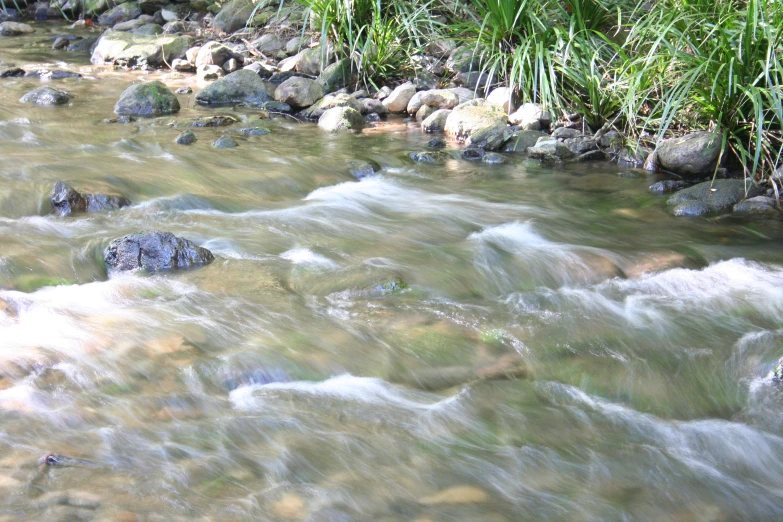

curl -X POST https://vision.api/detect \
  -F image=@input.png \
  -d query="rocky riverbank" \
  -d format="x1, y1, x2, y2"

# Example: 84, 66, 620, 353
1, 0, 780, 220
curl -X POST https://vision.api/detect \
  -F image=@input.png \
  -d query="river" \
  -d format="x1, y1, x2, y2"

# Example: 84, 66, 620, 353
1, 22, 783, 522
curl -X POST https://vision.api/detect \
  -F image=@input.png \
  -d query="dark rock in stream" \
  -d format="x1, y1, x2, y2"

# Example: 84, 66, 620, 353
461, 147, 484, 161
51, 182, 131, 216
20, 86, 73, 106
104, 230, 214, 272
175, 130, 197, 145
348, 159, 381, 179
24, 69, 82, 79
649, 180, 689, 194
482, 152, 506, 164
114, 81, 180, 116
667, 179, 762, 217
189, 115, 238, 127
195, 69, 271, 107
427, 137, 446, 149
0, 67, 24, 77
236, 127, 270, 136
175, 86, 193, 94
410, 151, 441, 164
212, 135, 238, 148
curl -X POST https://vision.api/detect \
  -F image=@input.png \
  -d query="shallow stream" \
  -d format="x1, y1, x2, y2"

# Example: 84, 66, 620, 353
2, 22, 783, 522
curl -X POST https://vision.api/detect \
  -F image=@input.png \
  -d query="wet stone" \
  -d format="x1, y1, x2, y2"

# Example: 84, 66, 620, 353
410, 151, 441, 164
20, 86, 73, 106
482, 152, 506, 164
348, 159, 381, 179
427, 137, 446, 149
104, 230, 214, 272
212, 135, 238, 148
103, 116, 136, 124
24, 69, 82, 79
51, 182, 131, 216
236, 127, 271, 135
0, 66, 25, 77
189, 115, 238, 127
649, 180, 689, 194
461, 147, 484, 161
175, 130, 197, 145
175, 86, 192, 94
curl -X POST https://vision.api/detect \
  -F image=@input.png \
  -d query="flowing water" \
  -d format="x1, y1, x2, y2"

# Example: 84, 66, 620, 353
2, 22, 783, 522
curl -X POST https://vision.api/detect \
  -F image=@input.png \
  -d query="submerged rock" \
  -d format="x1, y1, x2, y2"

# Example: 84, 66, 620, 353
656, 131, 722, 178
20, 87, 73, 106
175, 130, 197, 144
482, 152, 506, 164
114, 81, 180, 116
51, 182, 131, 216
318, 106, 364, 132
348, 159, 380, 179
667, 179, 762, 217
212, 135, 238, 148
195, 69, 270, 106
410, 151, 442, 163
427, 137, 446, 149
104, 230, 214, 272
649, 180, 689, 194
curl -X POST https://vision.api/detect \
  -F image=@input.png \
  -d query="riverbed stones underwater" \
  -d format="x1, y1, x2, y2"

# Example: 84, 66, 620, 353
103, 231, 214, 272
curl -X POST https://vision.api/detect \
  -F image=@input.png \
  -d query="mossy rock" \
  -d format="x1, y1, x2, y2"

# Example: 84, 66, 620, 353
115, 81, 180, 116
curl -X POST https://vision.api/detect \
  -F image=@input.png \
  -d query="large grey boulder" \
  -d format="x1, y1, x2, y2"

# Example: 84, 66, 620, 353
273, 76, 323, 109
656, 131, 722, 178
382, 82, 416, 113
667, 179, 761, 216
0, 22, 34, 36
91, 30, 190, 66
195, 69, 270, 106
299, 93, 363, 120
406, 89, 459, 115
318, 107, 364, 132
115, 81, 180, 116
444, 99, 508, 142
528, 137, 575, 161
104, 231, 214, 272
51, 182, 131, 216
20, 87, 73, 106
98, 2, 141, 26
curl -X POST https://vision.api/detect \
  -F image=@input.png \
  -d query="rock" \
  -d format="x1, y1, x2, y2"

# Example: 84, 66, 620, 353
115, 81, 180, 116
243, 60, 275, 78
416, 105, 436, 122
503, 130, 548, 153
91, 30, 190, 67
67, 37, 98, 52
222, 57, 240, 73
649, 180, 689, 194
427, 38, 455, 59
98, 2, 141, 26
563, 135, 598, 155
51, 182, 130, 216
175, 130, 196, 144
656, 131, 723, 178
406, 88, 460, 114
285, 36, 304, 55
617, 148, 649, 168
509, 102, 551, 129
195, 69, 270, 106
171, 58, 192, 71
375, 85, 392, 100
419, 486, 489, 505
0, 22, 33, 36
359, 98, 387, 115
195, 41, 241, 67
274, 76, 323, 108
444, 100, 507, 142
317, 58, 352, 94
24, 69, 82, 79
197, 64, 223, 80
1, 67, 25, 77
214, 0, 267, 34
113, 19, 147, 31
19, 86, 73, 106
461, 147, 484, 160
162, 20, 200, 34
348, 159, 380, 179
185, 45, 200, 63
236, 126, 270, 135
486, 86, 517, 113
132, 23, 164, 35
482, 152, 506, 164
528, 137, 575, 161
365, 113, 381, 123
104, 231, 214, 272
465, 120, 511, 151
295, 46, 332, 75
427, 137, 446, 148
175, 86, 192, 94
551, 127, 581, 139
160, 5, 188, 22
382, 82, 416, 113
447, 86, 476, 105
455, 70, 492, 90
667, 179, 762, 216
52, 36, 73, 50
421, 109, 451, 133
410, 151, 441, 163
318, 106, 364, 132
260, 100, 291, 112
299, 93, 363, 120
212, 135, 238, 148
189, 115, 238, 127
446, 46, 480, 74
733, 196, 780, 215
251, 33, 283, 54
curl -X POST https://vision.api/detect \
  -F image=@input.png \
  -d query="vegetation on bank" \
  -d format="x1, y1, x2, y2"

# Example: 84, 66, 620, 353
287, 0, 782, 183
